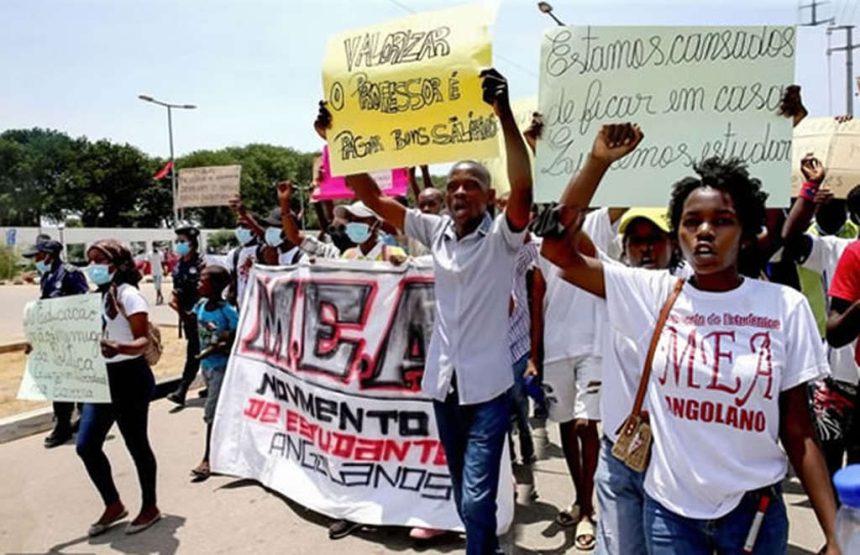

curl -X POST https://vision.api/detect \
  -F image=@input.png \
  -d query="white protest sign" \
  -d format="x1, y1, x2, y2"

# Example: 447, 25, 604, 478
536, 26, 796, 206
791, 117, 860, 199
18, 294, 110, 403
212, 261, 514, 532
178, 165, 242, 208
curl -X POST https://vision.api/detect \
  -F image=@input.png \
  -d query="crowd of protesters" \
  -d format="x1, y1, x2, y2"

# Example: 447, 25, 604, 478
23, 70, 860, 555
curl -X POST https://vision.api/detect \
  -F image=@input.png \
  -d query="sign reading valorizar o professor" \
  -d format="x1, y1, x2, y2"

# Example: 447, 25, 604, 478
322, 3, 499, 176
178, 165, 242, 208
535, 26, 796, 206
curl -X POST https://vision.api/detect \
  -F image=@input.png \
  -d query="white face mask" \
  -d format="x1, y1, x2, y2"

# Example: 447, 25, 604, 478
265, 227, 283, 247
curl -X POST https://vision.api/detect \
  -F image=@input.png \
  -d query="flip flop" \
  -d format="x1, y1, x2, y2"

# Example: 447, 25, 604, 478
555, 503, 580, 527
575, 517, 597, 551
190, 463, 211, 482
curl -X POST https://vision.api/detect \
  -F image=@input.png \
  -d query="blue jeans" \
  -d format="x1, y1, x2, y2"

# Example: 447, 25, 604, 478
76, 357, 157, 507
644, 485, 787, 554
595, 436, 647, 555
509, 353, 535, 463
433, 387, 509, 555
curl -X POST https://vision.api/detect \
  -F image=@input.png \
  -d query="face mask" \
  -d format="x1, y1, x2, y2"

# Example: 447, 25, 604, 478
265, 227, 283, 247
86, 264, 114, 285
35, 260, 51, 275
235, 227, 254, 246
345, 222, 372, 245
175, 241, 191, 256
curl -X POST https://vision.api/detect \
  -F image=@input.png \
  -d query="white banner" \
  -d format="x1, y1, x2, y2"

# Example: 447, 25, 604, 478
211, 260, 514, 532
535, 25, 796, 206
178, 165, 242, 208
18, 294, 110, 403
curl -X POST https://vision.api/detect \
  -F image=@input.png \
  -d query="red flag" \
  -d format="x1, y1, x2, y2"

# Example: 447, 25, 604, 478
153, 160, 173, 180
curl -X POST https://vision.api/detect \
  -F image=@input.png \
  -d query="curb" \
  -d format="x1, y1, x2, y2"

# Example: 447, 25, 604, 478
0, 377, 182, 444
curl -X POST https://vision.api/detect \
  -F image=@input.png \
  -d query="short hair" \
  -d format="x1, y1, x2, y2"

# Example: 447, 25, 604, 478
448, 160, 491, 190
203, 265, 231, 294
669, 157, 767, 241
847, 184, 860, 221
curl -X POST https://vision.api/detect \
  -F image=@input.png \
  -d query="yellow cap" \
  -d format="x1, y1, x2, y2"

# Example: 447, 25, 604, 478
618, 208, 671, 235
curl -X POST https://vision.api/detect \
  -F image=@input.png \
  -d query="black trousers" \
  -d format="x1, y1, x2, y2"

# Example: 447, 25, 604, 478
180, 316, 201, 389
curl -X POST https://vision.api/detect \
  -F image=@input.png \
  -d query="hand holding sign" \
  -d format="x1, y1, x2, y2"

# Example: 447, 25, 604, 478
778, 85, 808, 127
480, 68, 512, 118
314, 101, 332, 140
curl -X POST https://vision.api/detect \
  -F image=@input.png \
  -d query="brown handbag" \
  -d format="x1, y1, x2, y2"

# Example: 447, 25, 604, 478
611, 278, 685, 472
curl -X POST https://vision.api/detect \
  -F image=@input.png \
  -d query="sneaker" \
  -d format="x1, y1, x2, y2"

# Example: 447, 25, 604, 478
44, 427, 72, 449
328, 519, 361, 540
409, 527, 447, 540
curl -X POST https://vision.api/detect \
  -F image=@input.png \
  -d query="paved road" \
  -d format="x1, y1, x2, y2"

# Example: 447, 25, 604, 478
0, 394, 827, 555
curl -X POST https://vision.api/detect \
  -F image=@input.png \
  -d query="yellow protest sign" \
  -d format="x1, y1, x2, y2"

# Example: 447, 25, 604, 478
322, 3, 499, 176
480, 96, 537, 194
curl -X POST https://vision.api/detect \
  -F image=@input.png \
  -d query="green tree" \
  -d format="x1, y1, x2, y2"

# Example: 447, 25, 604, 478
178, 144, 317, 228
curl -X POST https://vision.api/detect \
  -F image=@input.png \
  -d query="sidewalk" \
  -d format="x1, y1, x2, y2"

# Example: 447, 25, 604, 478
0, 393, 826, 555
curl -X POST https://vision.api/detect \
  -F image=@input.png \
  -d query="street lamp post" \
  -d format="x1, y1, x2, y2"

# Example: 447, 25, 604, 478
138, 95, 196, 225
537, 2, 565, 26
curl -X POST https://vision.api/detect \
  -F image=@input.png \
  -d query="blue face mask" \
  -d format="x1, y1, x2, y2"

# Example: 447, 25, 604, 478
35, 260, 51, 275
235, 227, 254, 246
175, 241, 191, 256
345, 222, 372, 245
86, 264, 114, 285
265, 227, 283, 247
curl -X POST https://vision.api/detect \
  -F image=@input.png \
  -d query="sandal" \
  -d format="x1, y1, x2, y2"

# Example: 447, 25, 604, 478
575, 516, 597, 551
190, 462, 211, 482
555, 503, 580, 527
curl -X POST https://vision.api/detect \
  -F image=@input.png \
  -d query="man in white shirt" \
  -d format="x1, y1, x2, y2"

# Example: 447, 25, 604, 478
148, 248, 165, 305
316, 68, 532, 554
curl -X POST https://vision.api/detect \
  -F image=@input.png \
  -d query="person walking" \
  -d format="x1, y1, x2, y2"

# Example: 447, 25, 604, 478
23, 236, 89, 448
78, 239, 160, 536
167, 223, 205, 406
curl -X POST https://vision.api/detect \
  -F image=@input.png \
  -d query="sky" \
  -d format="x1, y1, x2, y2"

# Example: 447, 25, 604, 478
1, 0, 858, 160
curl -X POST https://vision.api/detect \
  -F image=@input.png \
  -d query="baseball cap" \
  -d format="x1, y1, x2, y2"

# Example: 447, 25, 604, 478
22, 238, 62, 258
334, 201, 379, 220
618, 208, 671, 236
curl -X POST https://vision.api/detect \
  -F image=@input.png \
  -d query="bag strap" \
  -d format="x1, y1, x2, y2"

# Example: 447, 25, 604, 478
629, 278, 685, 417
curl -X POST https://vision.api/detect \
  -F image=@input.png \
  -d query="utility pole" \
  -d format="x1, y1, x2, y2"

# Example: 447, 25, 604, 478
828, 25, 860, 115
800, 0, 834, 26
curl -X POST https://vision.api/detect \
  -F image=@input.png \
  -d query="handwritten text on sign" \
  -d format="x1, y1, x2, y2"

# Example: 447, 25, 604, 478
211, 261, 514, 531
791, 117, 860, 199
178, 165, 242, 208
18, 294, 110, 403
535, 26, 796, 206
322, 4, 499, 175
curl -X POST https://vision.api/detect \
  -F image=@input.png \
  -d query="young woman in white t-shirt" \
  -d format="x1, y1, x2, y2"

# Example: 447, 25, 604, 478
541, 132, 839, 554
78, 239, 161, 537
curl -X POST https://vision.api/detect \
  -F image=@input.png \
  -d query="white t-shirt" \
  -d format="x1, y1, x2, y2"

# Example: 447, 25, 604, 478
538, 208, 620, 362
148, 251, 163, 278
801, 234, 859, 383
604, 264, 828, 519
103, 284, 149, 363
278, 246, 303, 265
597, 254, 691, 442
